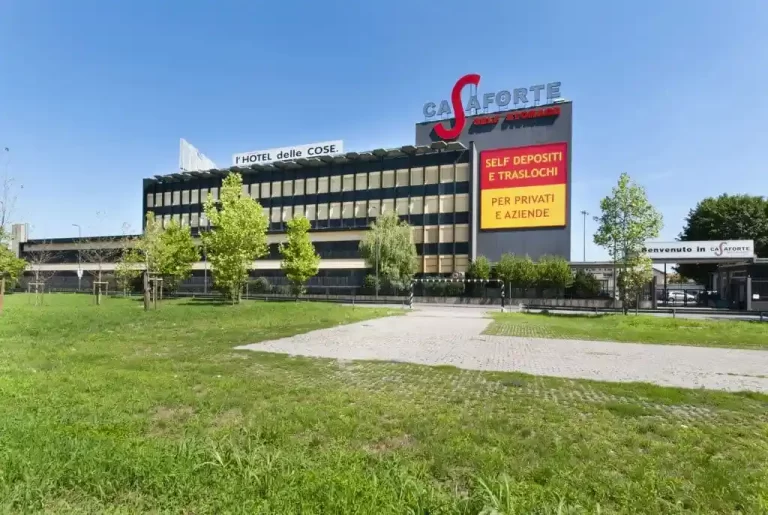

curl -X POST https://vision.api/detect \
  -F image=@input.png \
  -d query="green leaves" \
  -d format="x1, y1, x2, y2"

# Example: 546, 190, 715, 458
495, 253, 537, 288
536, 255, 573, 291
593, 173, 663, 263
359, 211, 417, 291
157, 220, 199, 290
467, 256, 491, 280
202, 173, 269, 302
280, 216, 319, 296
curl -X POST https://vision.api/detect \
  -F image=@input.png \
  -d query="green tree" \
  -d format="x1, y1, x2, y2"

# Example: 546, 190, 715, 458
536, 255, 573, 296
114, 245, 142, 295
467, 255, 491, 280
593, 173, 662, 312
677, 194, 768, 284
280, 216, 319, 297
203, 173, 269, 303
494, 253, 537, 297
0, 228, 26, 303
158, 219, 199, 292
569, 269, 601, 299
359, 211, 417, 294
135, 212, 167, 309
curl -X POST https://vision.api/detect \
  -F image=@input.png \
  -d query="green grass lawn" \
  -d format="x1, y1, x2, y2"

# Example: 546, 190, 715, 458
1, 294, 767, 513
486, 312, 768, 349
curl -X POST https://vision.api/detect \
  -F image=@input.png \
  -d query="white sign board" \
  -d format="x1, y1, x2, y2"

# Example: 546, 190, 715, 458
641, 240, 755, 260
233, 140, 343, 166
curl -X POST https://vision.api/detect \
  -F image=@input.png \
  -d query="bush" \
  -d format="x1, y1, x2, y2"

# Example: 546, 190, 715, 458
251, 277, 272, 294
569, 270, 601, 299
362, 275, 380, 295
444, 281, 465, 296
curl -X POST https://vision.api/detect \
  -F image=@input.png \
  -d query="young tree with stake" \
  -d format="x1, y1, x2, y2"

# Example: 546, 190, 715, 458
280, 216, 319, 298
593, 173, 662, 313
203, 173, 269, 303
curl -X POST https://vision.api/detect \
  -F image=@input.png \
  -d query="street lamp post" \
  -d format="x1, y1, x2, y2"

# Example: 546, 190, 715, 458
580, 210, 589, 262
72, 223, 82, 291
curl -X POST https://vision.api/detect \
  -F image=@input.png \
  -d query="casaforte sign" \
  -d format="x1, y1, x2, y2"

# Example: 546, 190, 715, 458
641, 240, 755, 260
423, 73, 563, 139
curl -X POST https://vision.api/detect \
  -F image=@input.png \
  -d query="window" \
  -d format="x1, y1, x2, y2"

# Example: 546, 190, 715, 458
424, 226, 438, 243
318, 177, 329, 194
410, 197, 424, 214
306, 204, 317, 221
440, 256, 454, 273
368, 199, 381, 217
330, 175, 342, 193
396, 198, 409, 215
270, 207, 280, 223
455, 255, 469, 273
424, 256, 439, 274
154, 192, 162, 207
210, 187, 219, 201
271, 181, 282, 197
146, 193, 154, 208
455, 193, 469, 212
368, 171, 381, 190
439, 164, 455, 183
163, 191, 171, 206
342, 202, 353, 219
439, 225, 454, 242
282, 180, 293, 197
282, 206, 292, 221
454, 224, 469, 242
241, 184, 249, 196
162, 214, 171, 227
293, 205, 304, 218
261, 182, 271, 198
191, 189, 200, 204
182, 190, 190, 205
456, 163, 469, 182
424, 195, 438, 214
411, 227, 424, 243
425, 166, 439, 184
382, 170, 395, 188
200, 213, 208, 228
305, 177, 317, 195
410, 167, 424, 185
439, 195, 454, 213
355, 173, 367, 190
294, 178, 304, 196
354, 200, 366, 218
250, 184, 259, 200
317, 203, 328, 220
172, 213, 180, 224
262, 207, 270, 220
181, 213, 190, 227
329, 202, 341, 219
191, 212, 199, 227
396, 169, 409, 187
342, 174, 354, 192
381, 198, 394, 214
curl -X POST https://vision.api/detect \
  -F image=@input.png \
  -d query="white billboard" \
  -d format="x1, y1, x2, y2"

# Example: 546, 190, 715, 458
233, 140, 343, 166
641, 240, 755, 260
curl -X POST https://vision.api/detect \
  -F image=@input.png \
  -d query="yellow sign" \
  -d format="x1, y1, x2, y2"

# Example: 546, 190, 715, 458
480, 184, 566, 229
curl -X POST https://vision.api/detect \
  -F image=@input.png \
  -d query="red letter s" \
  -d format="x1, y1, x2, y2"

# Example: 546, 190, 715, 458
434, 73, 481, 140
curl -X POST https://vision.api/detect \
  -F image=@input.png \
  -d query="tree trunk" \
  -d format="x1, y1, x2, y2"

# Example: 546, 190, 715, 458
143, 271, 150, 311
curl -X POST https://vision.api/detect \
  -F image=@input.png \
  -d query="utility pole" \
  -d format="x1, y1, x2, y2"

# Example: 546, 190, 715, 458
72, 223, 82, 291
580, 210, 589, 262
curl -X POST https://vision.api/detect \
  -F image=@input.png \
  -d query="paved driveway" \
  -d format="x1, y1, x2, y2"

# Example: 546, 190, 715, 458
236, 307, 768, 393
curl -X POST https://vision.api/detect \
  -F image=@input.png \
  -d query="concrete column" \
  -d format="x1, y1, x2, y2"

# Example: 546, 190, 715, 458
747, 276, 752, 312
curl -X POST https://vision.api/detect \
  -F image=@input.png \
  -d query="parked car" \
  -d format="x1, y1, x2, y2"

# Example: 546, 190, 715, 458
667, 290, 696, 303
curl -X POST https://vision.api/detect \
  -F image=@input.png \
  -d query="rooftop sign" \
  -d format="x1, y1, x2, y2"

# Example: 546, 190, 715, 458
233, 140, 343, 166
423, 74, 563, 139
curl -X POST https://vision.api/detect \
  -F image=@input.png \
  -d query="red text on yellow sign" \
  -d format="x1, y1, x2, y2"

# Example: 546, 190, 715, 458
480, 184, 566, 229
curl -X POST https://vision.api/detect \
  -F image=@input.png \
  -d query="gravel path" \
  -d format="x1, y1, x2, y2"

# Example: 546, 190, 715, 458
236, 307, 768, 392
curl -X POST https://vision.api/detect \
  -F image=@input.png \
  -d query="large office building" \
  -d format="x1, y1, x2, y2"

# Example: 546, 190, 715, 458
15, 75, 575, 290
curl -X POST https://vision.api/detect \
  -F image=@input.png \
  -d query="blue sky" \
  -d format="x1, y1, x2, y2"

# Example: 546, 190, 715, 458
1, 0, 766, 261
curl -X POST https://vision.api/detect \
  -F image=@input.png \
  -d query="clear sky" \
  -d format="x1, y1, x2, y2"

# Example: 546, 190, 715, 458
1, 0, 766, 261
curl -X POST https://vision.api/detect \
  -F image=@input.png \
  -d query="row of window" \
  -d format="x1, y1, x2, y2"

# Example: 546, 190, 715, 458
146, 164, 470, 208
155, 194, 470, 229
